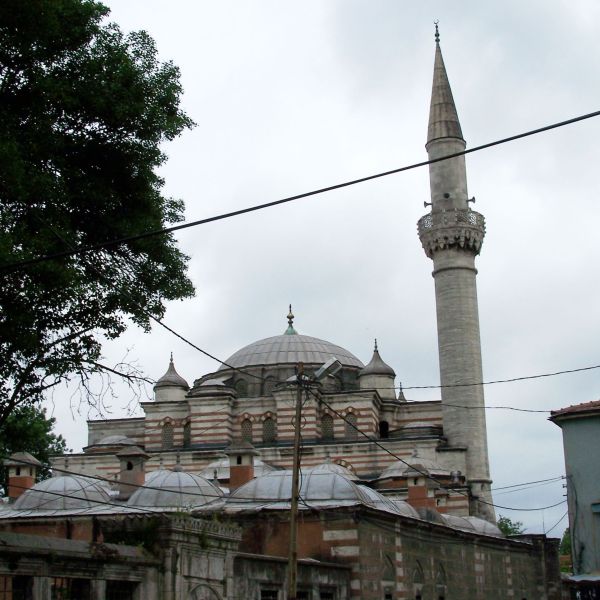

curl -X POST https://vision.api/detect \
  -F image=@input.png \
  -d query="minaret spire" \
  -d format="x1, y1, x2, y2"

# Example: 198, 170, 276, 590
417, 35, 494, 522
427, 33, 464, 146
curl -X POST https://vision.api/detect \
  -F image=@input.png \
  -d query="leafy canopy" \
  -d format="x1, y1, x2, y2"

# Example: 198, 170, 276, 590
0, 405, 68, 493
497, 515, 525, 536
0, 0, 195, 424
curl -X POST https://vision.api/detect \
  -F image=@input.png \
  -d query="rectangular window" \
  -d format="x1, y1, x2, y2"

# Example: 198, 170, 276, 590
320, 589, 335, 600
297, 591, 310, 600
106, 581, 138, 600
260, 590, 279, 600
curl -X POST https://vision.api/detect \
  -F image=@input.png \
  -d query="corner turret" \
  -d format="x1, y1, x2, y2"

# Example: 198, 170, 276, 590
359, 340, 396, 400
154, 355, 189, 402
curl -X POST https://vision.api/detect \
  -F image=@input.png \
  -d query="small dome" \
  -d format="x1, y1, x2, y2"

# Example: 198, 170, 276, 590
14, 475, 111, 511
228, 470, 373, 507
463, 516, 504, 537
309, 460, 359, 480
199, 457, 276, 480
356, 485, 417, 516
359, 340, 395, 377
386, 497, 422, 519
154, 356, 189, 390
378, 452, 450, 480
441, 513, 477, 532
127, 469, 222, 508
96, 435, 136, 447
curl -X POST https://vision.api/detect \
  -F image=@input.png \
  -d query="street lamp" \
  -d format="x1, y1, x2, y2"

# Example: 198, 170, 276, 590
286, 357, 342, 600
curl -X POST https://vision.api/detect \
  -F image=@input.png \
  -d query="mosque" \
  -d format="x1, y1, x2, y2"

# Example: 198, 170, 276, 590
51, 26, 493, 523
0, 32, 563, 600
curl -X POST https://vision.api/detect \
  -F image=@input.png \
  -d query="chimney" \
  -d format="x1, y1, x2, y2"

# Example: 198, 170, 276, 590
116, 446, 149, 500
3, 452, 42, 501
224, 440, 259, 490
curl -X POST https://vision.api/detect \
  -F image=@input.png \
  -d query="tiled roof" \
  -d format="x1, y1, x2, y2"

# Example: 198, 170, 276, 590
550, 399, 600, 420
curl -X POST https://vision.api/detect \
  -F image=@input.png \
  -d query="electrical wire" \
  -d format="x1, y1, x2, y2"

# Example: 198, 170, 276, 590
491, 476, 564, 492
15, 212, 600, 404
545, 510, 568, 536
311, 387, 567, 513
3, 108, 600, 274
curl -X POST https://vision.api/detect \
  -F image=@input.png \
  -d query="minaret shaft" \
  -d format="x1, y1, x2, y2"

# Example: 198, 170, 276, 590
418, 38, 495, 521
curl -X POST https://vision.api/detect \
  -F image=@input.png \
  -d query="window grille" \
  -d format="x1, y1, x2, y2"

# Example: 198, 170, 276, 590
321, 413, 334, 440
51, 578, 91, 600
241, 418, 253, 442
345, 412, 358, 439
0, 576, 32, 600
162, 422, 174, 449
262, 417, 276, 443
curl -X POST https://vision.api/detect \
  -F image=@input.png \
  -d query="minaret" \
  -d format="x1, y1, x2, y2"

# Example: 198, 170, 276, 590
417, 25, 494, 521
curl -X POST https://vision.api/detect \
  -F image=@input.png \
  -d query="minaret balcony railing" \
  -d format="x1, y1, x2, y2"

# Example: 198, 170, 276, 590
417, 208, 485, 258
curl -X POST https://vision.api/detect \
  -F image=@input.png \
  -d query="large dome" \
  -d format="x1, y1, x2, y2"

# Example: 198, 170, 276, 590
219, 333, 363, 371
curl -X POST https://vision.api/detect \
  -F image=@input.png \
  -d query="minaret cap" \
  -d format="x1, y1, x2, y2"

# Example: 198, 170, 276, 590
427, 26, 464, 146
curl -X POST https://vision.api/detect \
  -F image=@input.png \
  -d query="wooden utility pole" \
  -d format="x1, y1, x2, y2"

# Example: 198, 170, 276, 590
287, 362, 304, 600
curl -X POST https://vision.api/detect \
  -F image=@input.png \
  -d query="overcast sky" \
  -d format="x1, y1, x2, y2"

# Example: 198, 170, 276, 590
45, 1, 600, 536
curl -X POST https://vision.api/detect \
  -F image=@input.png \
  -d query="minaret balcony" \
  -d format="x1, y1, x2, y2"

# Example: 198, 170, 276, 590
417, 209, 485, 258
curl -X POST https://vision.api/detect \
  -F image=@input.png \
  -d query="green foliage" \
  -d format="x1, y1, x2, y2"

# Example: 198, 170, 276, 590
0, 0, 195, 424
0, 405, 68, 492
560, 527, 572, 555
497, 515, 525, 536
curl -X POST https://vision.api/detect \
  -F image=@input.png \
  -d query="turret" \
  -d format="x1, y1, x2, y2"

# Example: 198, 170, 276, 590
154, 354, 189, 402
359, 340, 396, 400
417, 25, 494, 521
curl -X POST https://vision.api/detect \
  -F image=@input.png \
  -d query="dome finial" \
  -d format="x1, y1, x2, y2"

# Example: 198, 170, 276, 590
284, 304, 298, 335
434, 20, 440, 44
170, 352, 173, 363
374, 338, 378, 352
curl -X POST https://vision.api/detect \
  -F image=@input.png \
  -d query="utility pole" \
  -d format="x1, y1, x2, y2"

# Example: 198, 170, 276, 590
287, 362, 304, 600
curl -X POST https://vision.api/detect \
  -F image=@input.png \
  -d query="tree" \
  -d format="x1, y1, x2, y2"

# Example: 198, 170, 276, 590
0, 0, 195, 425
497, 515, 525, 536
560, 527, 572, 556
0, 405, 68, 493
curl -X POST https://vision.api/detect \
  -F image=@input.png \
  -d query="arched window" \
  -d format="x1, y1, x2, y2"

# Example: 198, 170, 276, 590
262, 417, 276, 443
379, 420, 390, 439
321, 414, 334, 440
183, 421, 191, 448
235, 379, 248, 397
241, 418, 253, 442
345, 412, 358, 439
162, 422, 174, 449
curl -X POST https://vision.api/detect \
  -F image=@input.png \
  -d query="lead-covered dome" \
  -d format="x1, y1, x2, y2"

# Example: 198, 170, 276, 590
219, 334, 363, 370
14, 475, 111, 511
228, 470, 373, 508
219, 307, 363, 370
127, 469, 223, 508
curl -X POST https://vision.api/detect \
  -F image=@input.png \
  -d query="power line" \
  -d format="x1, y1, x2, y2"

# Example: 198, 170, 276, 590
312, 388, 566, 513
3, 108, 600, 274
492, 476, 564, 492
545, 510, 569, 536
397, 363, 600, 391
